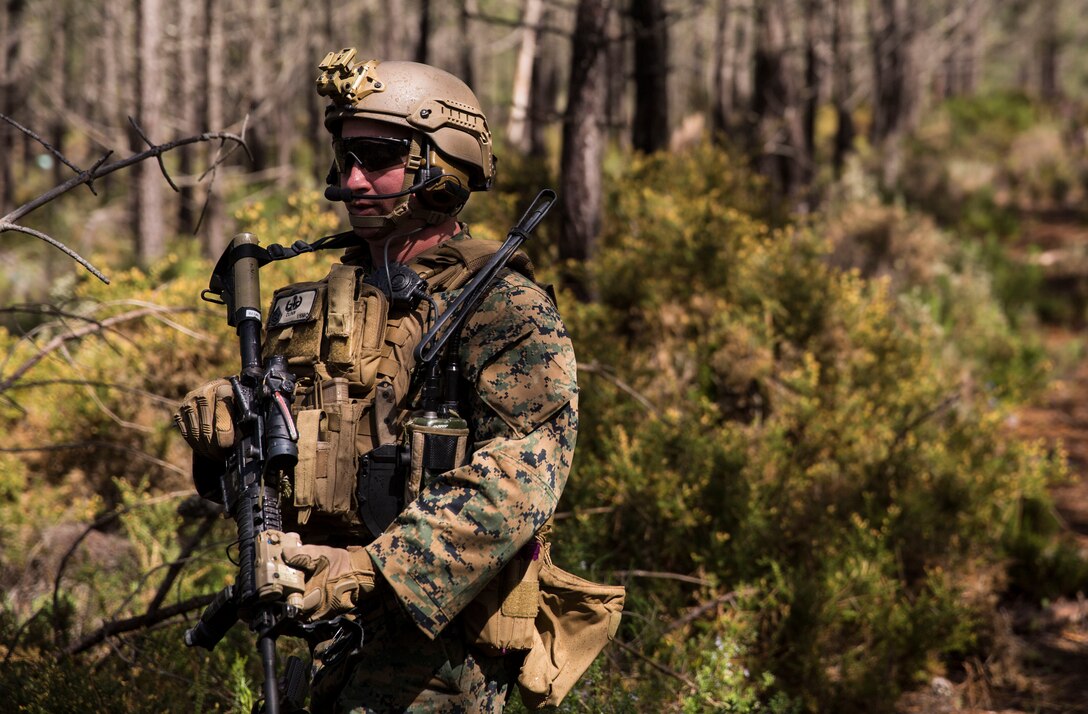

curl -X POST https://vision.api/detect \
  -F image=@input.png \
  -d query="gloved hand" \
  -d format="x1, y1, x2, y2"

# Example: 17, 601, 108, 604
173, 378, 236, 459
282, 543, 377, 621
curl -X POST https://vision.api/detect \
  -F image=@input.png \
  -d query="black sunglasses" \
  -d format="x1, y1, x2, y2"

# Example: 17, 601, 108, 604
333, 137, 411, 174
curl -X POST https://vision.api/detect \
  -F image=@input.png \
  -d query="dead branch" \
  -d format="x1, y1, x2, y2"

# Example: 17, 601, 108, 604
613, 570, 711, 586
0, 223, 110, 284
612, 638, 723, 707
0, 113, 90, 193
66, 592, 217, 656
195, 114, 249, 234
0, 441, 186, 477
663, 589, 757, 634
45, 490, 195, 648
128, 116, 179, 192
2, 379, 179, 408
0, 111, 251, 284
553, 505, 615, 520
0, 305, 193, 395
104, 532, 232, 632
148, 516, 219, 614
578, 361, 656, 412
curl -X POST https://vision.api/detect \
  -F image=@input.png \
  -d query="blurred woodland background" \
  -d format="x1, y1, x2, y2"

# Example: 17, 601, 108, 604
5, 0, 1088, 711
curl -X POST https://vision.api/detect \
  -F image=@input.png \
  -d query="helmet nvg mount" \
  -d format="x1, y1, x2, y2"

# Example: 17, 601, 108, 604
316, 48, 495, 237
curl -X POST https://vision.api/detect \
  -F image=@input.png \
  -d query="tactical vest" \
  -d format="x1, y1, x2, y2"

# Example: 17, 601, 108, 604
260, 236, 534, 541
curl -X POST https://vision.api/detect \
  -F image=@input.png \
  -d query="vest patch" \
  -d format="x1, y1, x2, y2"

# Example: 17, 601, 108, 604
269, 289, 319, 328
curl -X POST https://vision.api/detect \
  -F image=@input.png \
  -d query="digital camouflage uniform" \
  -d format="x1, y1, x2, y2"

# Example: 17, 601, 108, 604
311, 231, 578, 713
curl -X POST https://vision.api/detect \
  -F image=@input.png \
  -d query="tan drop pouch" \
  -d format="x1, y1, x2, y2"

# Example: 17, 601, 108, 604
517, 541, 626, 709
462, 542, 543, 655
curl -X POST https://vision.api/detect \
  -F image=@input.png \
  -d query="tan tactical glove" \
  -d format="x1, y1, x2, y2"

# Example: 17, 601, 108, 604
281, 543, 377, 621
173, 378, 236, 459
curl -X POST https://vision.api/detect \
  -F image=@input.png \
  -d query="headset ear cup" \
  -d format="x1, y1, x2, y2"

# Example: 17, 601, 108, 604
419, 176, 470, 210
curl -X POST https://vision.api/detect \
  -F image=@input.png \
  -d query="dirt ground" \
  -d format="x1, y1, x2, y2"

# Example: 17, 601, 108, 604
899, 215, 1088, 714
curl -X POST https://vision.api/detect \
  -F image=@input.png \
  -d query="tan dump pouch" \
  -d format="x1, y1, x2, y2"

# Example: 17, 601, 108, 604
517, 542, 626, 710
462, 545, 542, 655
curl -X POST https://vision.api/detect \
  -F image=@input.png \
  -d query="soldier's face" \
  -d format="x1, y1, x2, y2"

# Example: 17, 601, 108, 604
339, 118, 412, 237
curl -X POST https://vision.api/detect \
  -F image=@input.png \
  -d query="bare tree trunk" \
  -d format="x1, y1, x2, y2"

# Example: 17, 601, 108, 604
713, 0, 738, 137
133, 0, 167, 266
416, 0, 431, 64
604, 4, 626, 142
245, 0, 269, 172
274, 0, 296, 187
801, 0, 820, 192
732, 0, 754, 125
311, 1, 333, 157
831, 0, 855, 176
960, 0, 983, 95
50, 2, 70, 187
507, 0, 545, 153
630, 0, 670, 153
459, 0, 478, 87
1038, 0, 1060, 100
0, 0, 26, 212
751, 0, 806, 205
529, 17, 558, 158
177, 0, 199, 233
868, 0, 916, 188
202, 0, 225, 256
559, 0, 610, 301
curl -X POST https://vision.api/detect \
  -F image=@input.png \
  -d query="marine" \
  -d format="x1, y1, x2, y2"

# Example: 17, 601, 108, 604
175, 49, 621, 713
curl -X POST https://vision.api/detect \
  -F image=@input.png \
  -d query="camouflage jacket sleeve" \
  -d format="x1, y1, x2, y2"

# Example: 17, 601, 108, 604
365, 271, 579, 639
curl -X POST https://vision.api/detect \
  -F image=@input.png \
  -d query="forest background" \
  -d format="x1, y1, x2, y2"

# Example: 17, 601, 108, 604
3, 0, 1088, 712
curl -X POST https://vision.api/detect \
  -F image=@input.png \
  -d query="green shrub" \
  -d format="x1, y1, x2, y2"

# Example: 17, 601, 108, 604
555, 141, 1072, 712
0, 146, 1077, 714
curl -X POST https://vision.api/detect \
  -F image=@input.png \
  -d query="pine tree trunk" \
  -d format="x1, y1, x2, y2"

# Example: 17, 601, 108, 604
868, 0, 915, 188
133, 0, 166, 266
459, 0, 478, 87
202, 0, 225, 256
0, 0, 26, 212
507, 0, 545, 153
831, 0, 855, 177
528, 22, 558, 158
751, 0, 805, 204
630, 0, 670, 153
713, 0, 737, 137
416, 0, 431, 64
559, 0, 609, 301
1038, 1, 1060, 100
177, 0, 199, 233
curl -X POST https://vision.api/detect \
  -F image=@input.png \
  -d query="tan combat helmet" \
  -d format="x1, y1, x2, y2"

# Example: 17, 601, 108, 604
316, 49, 495, 236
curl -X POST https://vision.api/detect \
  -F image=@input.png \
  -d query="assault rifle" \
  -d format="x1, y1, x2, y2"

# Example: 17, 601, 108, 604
184, 233, 344, 714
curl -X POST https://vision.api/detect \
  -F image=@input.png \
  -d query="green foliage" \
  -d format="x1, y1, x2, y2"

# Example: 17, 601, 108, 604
0, 189, 344, 712
942, 91, 1040, 158
0, 145, 1078, 714
555, 141, 1075, 712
